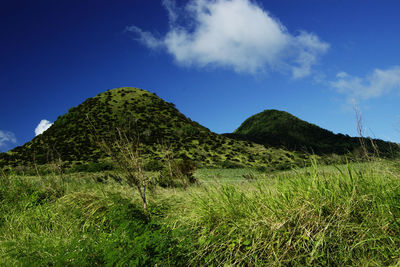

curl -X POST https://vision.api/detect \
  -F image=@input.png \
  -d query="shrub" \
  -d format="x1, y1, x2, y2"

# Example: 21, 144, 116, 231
69, 162, 114, 173
143, 159, 164, 172
255, 165, 268, 172
158, 159, 197, 188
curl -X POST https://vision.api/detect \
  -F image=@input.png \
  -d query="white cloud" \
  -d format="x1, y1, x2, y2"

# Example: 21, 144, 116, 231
162, 0, 178, 25
331, 66, 400, 102
35, 120, 53, 136
127, 0, 329, 77
125, 26, 164, 49
291, 31, 330, 78
0, 130, 17, 148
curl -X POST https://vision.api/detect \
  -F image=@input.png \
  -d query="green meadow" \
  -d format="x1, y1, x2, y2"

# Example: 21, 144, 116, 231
1, 159, 400, 266
1, 87, 400, 265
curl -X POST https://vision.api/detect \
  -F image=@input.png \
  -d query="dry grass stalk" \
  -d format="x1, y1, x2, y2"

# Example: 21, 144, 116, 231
96, 126, 149, 210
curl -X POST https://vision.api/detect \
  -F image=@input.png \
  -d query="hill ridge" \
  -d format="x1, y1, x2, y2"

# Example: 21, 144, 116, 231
229, 109, 398, 156
0, 87, 309, 170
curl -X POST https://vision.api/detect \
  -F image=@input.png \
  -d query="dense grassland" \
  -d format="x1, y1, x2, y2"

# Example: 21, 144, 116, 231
1, 159, 400, 266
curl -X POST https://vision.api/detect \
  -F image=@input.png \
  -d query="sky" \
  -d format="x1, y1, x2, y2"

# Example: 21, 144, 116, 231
2, 0, 400, 152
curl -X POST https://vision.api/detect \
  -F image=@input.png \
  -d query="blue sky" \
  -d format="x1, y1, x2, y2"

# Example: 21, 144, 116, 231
2, 0, 400, 152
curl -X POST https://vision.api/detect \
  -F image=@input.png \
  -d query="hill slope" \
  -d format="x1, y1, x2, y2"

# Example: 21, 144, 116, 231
0, 88, 309, 169
228, 109, 399, 156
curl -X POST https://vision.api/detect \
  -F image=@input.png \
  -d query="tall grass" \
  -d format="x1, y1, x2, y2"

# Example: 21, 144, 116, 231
0, 171, 187, 266
166, 160, 400, 265
1, 160, 400, 265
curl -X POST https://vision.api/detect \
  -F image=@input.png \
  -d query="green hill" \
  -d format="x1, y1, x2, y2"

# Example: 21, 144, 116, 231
228, 109, 399, 157
0, 88, 309, 170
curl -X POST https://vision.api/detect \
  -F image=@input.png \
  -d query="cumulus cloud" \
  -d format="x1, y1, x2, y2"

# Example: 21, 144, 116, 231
331, 66, 400, 102
35, 120, 53, 136
0, 130, 17, 148
126, 0, 329, 77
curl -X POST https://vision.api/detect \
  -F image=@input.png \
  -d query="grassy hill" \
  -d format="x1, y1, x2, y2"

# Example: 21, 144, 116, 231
227, 109, 399, 157
1, 90, 400, 266
0, 88, 310, 170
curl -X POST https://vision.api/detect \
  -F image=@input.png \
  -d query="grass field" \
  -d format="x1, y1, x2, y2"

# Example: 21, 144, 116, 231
1, 159, 400, 265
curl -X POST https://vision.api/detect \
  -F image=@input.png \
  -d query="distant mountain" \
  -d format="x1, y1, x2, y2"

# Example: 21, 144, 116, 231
0, 88, 309, 170
226, 109, 399, 157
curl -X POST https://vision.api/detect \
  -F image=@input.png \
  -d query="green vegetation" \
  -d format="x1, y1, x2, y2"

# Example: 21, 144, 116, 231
3, 88, 397, 174
229, 109, 400, 157
1, 86, 400, 265
1, 159, 400, 265
0, 88, 312, 171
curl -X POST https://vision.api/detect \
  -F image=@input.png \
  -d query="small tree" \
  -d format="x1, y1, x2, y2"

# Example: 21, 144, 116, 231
97, 127, 150, 211
159, 144, 196, 189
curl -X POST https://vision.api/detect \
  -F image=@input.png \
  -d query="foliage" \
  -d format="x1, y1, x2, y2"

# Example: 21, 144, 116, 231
1, 160, 400, 265
143, 159, 164, 172
230, 109, 400, 158
96, 127, 151, 210
2, 88, 400, 265
169, 160, 400, 265
0, 176, 187, 265
158, 158, 197, 188
220, 159, 244, 169
68, 161, 114, 173
0, 88, 312, 172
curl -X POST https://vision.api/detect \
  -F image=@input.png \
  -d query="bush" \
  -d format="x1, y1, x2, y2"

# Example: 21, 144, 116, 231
144, 159, 164, 172
158, 159, 197, 188
69, 162, 114, 173
255, 165, 268, 172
